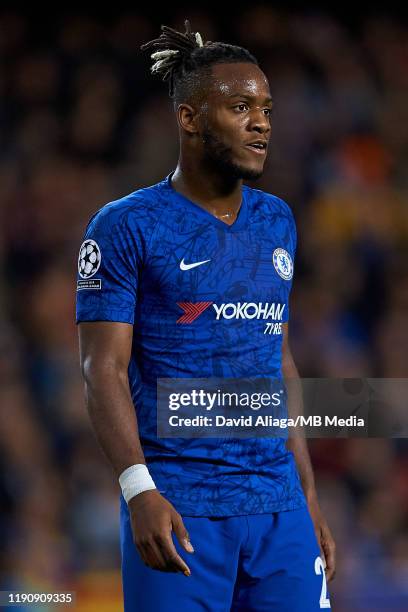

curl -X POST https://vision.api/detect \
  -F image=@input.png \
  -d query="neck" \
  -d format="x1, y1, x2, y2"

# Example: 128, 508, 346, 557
171, 152, 243, 218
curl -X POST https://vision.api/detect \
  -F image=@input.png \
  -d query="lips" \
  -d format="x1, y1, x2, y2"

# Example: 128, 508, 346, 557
244, 140, 268, 155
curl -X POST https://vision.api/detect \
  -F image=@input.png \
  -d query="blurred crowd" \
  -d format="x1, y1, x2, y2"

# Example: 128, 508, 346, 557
0, 8, 407, 611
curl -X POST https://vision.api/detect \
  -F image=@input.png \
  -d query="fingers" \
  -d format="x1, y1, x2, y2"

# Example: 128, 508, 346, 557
160, 531, 192, 576
172, 512, 195, 554
136, 533, 190, 574
139, 537, 169, 571
313, 526, 325, 567
134, 511, 193, 575
322, 533, 336, 582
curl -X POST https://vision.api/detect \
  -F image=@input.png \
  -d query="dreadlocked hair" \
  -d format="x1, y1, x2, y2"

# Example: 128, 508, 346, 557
141, 20, 258, 102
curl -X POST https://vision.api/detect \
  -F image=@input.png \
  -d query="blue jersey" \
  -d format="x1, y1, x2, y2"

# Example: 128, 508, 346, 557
76, 173, 306, 516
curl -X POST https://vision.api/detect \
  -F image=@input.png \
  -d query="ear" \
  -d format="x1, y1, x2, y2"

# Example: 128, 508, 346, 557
176, 103, 199, 135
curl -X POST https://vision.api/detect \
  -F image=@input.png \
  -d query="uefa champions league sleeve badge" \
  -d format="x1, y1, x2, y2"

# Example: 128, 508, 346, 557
272, 248, 293, 281
77, 239, 102, 290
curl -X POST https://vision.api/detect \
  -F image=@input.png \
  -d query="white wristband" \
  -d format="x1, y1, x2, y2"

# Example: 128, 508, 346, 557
119, 464, 157, 503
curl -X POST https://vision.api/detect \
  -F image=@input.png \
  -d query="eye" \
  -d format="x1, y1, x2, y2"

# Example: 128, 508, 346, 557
263, 108, 272, 116
234, 103, 249, 112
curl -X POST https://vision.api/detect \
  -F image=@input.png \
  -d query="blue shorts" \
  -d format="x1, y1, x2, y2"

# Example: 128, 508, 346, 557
120, 497, 331, 611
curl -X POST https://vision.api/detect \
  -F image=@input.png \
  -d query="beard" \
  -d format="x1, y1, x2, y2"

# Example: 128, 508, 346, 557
201, 128, 264, 181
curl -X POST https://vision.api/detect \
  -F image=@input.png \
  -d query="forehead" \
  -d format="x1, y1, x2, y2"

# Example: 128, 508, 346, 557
207, 62, 270, 99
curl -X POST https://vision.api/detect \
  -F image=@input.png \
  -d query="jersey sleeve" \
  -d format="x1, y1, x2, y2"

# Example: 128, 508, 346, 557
76, 206, 142, 325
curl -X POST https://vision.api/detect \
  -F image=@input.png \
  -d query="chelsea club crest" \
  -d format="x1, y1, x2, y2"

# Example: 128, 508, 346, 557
273, 248, 293, 280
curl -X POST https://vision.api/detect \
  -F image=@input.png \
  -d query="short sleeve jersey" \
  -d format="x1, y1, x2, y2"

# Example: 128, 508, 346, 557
76, 173, 306, 516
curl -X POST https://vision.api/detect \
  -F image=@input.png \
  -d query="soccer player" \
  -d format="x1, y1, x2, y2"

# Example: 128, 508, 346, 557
77, 20, 335, 611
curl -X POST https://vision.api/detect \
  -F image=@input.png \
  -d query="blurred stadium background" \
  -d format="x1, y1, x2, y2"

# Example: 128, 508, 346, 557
1, 6, 408, 611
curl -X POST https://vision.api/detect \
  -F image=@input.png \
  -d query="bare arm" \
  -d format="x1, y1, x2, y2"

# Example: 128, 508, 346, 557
281, 323, 316, 500
282, 322, 336, 581
79, 321, 145, 475
78, 321, 194, 575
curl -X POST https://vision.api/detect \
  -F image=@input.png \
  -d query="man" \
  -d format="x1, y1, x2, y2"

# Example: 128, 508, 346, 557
77, 20, 335, 611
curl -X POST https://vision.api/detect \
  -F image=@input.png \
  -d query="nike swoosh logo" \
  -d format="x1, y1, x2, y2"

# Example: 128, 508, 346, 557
180, 258, 211, 271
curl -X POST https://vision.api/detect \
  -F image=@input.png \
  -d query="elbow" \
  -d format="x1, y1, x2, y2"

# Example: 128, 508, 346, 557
80, 354, 128, 385
80, 354, 93, 383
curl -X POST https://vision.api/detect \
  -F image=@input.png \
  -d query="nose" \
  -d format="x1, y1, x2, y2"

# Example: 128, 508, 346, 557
248, 109, 270, 135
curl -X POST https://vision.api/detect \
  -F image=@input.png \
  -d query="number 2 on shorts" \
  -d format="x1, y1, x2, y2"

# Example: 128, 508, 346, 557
314, 556, 331, 608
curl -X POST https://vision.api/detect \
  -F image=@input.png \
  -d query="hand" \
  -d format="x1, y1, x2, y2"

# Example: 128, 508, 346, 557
307, 495, 336, 582
129, 489, 194, 575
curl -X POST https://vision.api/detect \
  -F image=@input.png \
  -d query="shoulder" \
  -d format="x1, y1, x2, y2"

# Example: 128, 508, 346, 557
245, 185, 295, 220
85, 179, 171, 235
245, 186, 297, 253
